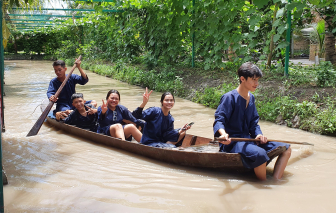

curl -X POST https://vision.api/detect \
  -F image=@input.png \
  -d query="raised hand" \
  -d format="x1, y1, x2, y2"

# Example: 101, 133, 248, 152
101, 99, 108, 114
140, 87, 153, 108
86, 106, 97, 115
75, 57, 81, 68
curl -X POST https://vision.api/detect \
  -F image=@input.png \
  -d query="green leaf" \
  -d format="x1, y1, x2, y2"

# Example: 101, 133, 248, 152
249, 16, 261, 26
287, 2, 305, 11
248, 40, 258, 48
204, 63, 210, 70
253, 0, 271, 8
309, 0, 320, 5
276, 8, 284, 18
247, 32, 257, 39
277, 25, 287, 34
273, 34, 281, 42
276, 41, 289, 50
94, 5, 104, 13
273, 19, 281, 27
293, 10, 303, 19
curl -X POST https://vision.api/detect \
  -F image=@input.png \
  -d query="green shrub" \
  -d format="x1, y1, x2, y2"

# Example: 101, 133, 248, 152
193, 83, 237, 108
316, 61, 336, 87
80, 60, 185, 96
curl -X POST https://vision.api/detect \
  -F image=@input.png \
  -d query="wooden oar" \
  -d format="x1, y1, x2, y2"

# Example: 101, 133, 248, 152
214, 137, 314, 146
26, 56, 82, 137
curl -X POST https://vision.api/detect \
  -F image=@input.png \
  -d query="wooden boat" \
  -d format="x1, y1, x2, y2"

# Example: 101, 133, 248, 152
46, 117, 286, 171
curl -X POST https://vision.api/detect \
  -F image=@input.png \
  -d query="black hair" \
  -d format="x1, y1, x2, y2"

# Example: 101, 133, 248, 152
237, 62, 263, 83
52, 60, 66, 68
71, 93, 84, 102
160, 92, 175, 103
106, 89, 120, 100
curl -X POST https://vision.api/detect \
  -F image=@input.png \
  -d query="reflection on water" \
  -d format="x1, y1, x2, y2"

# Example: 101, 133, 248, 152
2, 60, 336, 212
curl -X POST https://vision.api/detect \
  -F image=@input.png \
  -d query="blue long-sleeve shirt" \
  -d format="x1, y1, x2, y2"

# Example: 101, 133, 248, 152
97, 104, 142, 133
213, 89, 262, 139
133, 107, 179, 145
63, 104, 98, 132
47, 74, 88, 112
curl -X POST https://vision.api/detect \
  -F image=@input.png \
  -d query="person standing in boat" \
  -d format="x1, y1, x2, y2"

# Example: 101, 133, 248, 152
47, 59, 97, 116
97, 89, 143, 142
56, 93, 98, 132
213, 62, 291, 180
133, 92, 191, 148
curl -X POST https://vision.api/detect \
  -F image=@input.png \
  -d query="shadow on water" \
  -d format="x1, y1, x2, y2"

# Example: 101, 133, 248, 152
287, 149, 314, 166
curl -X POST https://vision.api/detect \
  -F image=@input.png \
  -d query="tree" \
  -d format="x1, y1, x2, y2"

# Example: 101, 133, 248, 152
307, 0, 336, 65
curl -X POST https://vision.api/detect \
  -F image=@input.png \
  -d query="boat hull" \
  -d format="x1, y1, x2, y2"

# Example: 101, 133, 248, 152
46, 117, 283, 171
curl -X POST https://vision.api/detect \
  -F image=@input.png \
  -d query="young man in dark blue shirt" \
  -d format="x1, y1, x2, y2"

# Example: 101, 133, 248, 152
56, 93, 98, 132
47, 59, 92, 115
213, 62, 291, 180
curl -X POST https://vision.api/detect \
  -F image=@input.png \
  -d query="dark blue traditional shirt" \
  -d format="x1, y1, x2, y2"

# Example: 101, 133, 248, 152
213, 89, 262, 139
133, 107, 179, 145
47, 74, 88, 112
213, 89, 290, 169
97, 104, 142, 133
63, 104, 98, 132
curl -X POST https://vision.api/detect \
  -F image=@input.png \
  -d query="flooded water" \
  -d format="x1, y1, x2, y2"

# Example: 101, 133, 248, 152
2, 60, 336, 212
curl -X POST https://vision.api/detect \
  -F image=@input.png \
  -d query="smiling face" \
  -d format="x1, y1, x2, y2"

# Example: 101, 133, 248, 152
106, 92, 120, 109
161, 94, 175, 110
53, 65, 67, 80
72, 98, 85, 111
240, 76, 259, 92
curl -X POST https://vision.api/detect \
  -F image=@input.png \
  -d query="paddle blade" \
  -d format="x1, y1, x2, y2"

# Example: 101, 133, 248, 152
26, 101, 54, 137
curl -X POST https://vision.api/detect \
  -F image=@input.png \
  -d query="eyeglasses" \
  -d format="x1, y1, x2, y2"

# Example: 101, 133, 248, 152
113, 111, 117, 121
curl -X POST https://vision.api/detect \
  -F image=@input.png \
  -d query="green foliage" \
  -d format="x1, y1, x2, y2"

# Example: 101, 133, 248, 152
5, 30, 60, 55
316, 61, 336, 87
193, 83, 237, 108
79, 60, 185, 96
310, 20, 326, 57
263, 61, 336, 88
6, 0, 312, 70
257, 93, 336, 134
56, 40, 78, 59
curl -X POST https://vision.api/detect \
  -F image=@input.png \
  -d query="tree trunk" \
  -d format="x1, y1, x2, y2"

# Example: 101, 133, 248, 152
324, 16, 336, 65
267, 4, 278, 67
324, 32, 336, 65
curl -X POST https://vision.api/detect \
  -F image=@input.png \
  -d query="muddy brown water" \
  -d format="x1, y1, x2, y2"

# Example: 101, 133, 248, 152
2, 60, 336, 212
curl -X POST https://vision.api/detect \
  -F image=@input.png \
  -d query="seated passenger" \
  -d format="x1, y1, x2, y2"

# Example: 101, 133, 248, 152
97, 89, 143, 142
56, 93, 98, 132
213, 62, 291, 180
133, 92, 192, 148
